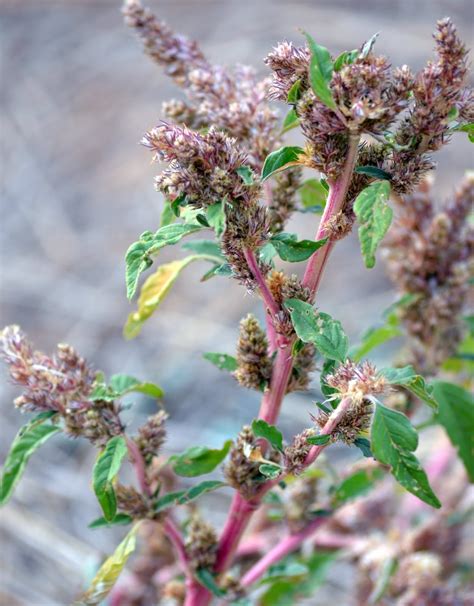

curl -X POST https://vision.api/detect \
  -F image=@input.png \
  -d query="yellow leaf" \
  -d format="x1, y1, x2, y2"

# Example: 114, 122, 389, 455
124, 255, 202, 339
73, 523, 140, 606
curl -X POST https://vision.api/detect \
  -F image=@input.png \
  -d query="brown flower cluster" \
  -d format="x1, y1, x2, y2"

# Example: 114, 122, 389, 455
383, 175, 473, 372
0, 326, 123, 447
224, 426, 267, 498
234, 314, 272, 391
123, 0, 279, 169
184, 515, 218, 571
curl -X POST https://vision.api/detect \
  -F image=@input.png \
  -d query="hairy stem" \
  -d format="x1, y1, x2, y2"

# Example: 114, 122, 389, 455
241, 517, 327, 587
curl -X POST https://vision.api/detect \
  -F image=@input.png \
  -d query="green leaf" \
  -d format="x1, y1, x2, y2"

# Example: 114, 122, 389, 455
379, 366, 438, 410
260, 560, 309, 584
195, 569, 226, 598
306, 434, 331, 446
160, 202, 176, 227
298, 178, 328, 210
169, 440, 232, 477
124, 255, 216, 339
270, 233, 327, 262
261, 146, 305, 182
154, 490, 187, 512
331, 467, 383, 505
181, 239, 225, 262
206, 201, 226, 236
285, 299, 348, 363
0, 415, 60, 505
251, 419, 284, 452
203, 352, 238, 372
360, 33, 379, 59
354, 180, 392, 268
354, 165, 392, 180
433, 381, 474, 482
287, 79, 302, 104
154, 481, 226, 512
88, 513, 133, 529
368, 557, 398, 605
354, 437, 373, 458
90, 374, 164, 402
371, 403, 441, 508
320, 358, 338, 401
304, 32, 336, 110
281, 108, 300, 133
93, 436, 128, 521
451, 122, 474, 142
333, 49, 358, 71
125, 224, 203, 299
259, 463, 282, 479
236, 166, 254, 185
200, 262, 233, 282
74, 524, 140, 605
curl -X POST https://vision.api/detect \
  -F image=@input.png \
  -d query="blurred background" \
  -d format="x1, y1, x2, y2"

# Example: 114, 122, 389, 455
0, 0, 472, 603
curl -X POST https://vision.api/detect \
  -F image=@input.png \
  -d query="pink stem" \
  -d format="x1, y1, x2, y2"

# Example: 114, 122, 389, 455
258, 343, 294, 424
302, 135, 360, 297
243, 248, 280, 317
241, 517, 327, 587
164, 517, 190, 574
126, 436, 151, 497
304, 397, 353, 467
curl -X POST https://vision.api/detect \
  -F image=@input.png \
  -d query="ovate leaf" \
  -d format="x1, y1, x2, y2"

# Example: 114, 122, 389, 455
88, 513, 133, 529
169, 440, 232, 477
304, 32, 336, 110
0, 415, 60, 505
124, 255, 214, 339
261, 146, 305, 182
433, 381, 474, 482
270, 233, 327, 262
236, 166, 255, 185
351, 315, 401, 361
203, 352, 238, 372
93, 436, 128, 521
75, 524, 140, 605
354, 165, 392, 180
281, 108, 300, 133
251, 419, 284, 452
181, 239, 225, 262
298, 178, 328, 211
371, 403, 441, 508
379, 366, 438, 410
125, 224, 203, 299
154, 481, 226, 512
90, 374, 163, 402
331, 467, 383, 505
285, 299, 348, 363
287, 79, 302, 104
354, 180, 392, 268
259, 463, 282, 479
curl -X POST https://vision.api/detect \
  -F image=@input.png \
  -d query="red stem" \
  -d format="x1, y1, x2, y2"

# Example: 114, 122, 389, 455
241, 517, 327, 587
243, 247, 280, 318
126, 436, 151, 497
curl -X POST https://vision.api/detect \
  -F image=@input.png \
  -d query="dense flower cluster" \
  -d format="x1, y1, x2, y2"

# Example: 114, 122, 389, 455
383, 175, 473, 372
234, 314, 272, 391
123, 0, 279, 168
184, 515, 218, 571
0, 326, 123, 447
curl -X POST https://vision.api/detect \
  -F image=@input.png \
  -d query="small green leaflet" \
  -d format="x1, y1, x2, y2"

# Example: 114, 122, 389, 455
354, 180, 392, 268
331, 467, 383, 505
259, 463, 283, 479
433, 381, 474, 482
236, 166, 254, 185
88, 513, 133, 529
287, 79, 302, 104
125, 224, 203, 299
307, 434, 331, 446
261, 146, 305, 182
451, 122, 474, 143
371, 403, 441, 508
74, 523, 140, 606
260, 560, 309, 584
354, 437, 373, 458
298, 178, 328, 211
181, 239, 225, 262
203, 352, 238, 372
0, 413, 60, 505
354, 165, 392, 180
333, 48, 358, 71
281, 108, 300, 133
303, 32, 336, 110
92, 436, 128, 521
270, 233, 327, 262
195, 569, 226, 598
206, 201, 226, 236
285, 299, 349, 363
154, 480, 226, 512
169, 440, 232, 477
251, 419, 284, 452
379, 366, 438, 410
89, 374, 163, 402
160, 202, 176, 227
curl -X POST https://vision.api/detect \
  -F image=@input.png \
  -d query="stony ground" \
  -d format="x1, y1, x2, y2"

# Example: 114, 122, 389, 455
0, 0, 472, 604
